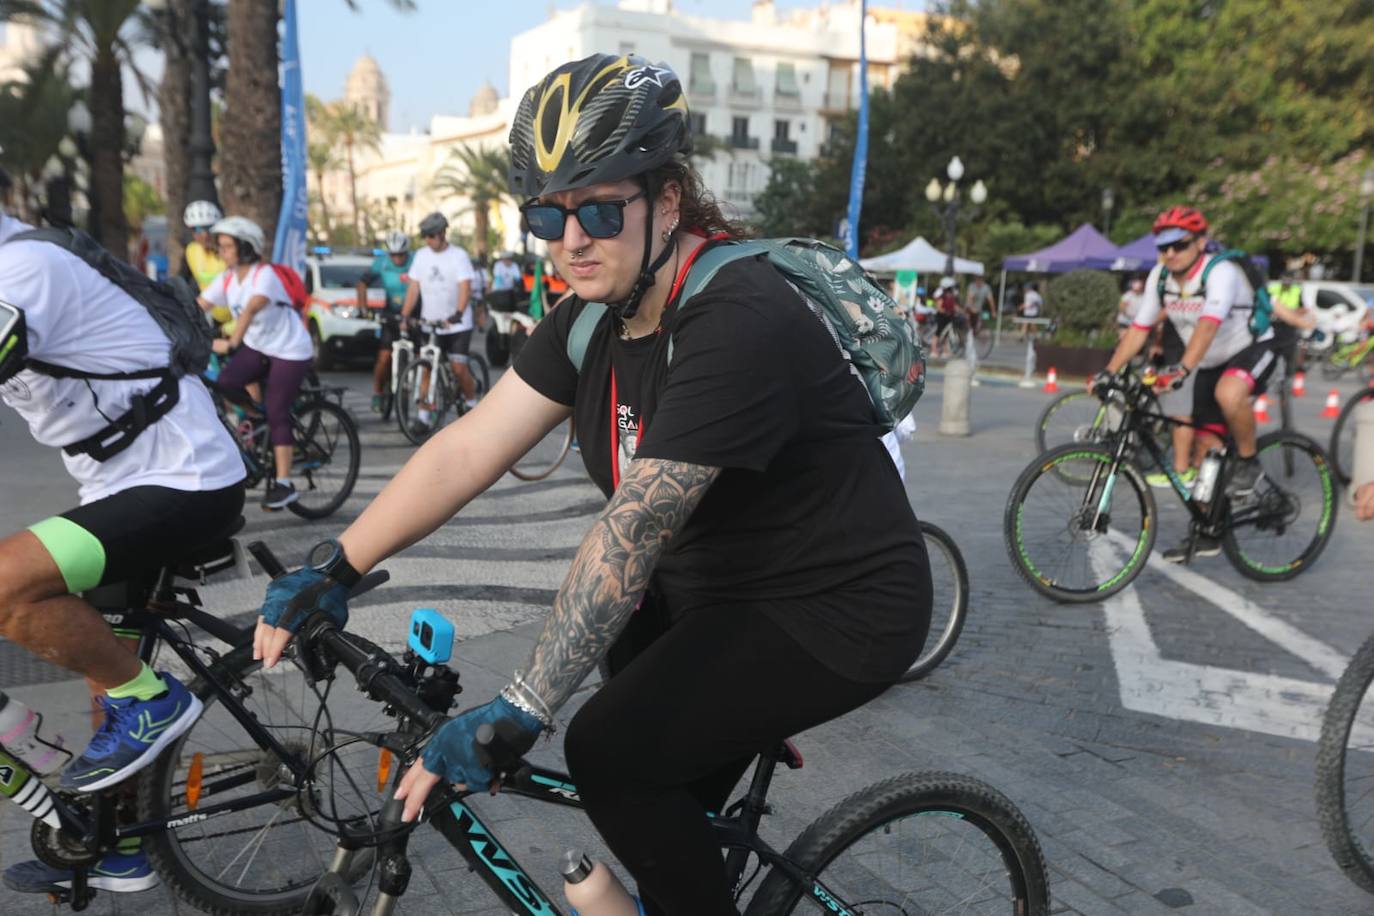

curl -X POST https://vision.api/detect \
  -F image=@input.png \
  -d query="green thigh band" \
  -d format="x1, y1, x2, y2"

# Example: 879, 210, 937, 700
28, 516, 106, 594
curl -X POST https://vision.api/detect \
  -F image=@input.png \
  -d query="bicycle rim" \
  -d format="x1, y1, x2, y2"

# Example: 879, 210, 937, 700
1221, 432, 1337, 581
510, 418, 574, 481
746, 773, 1049, 916
1330, 388, 1374, 486
1004, 445, 1155, 602
288, 401, 360, 520
1035, 391, 1110, 455
396, 362, 441, 445
902, 522, 968, 681
1317, 632, 1374, 895
139, 645, 383, 913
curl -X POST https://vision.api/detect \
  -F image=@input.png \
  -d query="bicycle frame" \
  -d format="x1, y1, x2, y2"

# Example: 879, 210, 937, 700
311, 741, 862, 916
388, 335, 414, 397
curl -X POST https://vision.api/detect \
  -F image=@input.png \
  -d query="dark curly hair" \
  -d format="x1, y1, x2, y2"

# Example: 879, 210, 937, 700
646, 158, 748, 241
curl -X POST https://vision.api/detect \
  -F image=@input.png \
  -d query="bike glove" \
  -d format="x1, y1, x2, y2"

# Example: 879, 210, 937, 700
1157, 363, 1191, 391
259, 567, 351, 634
1089, 370, 1117, 394
420, 696, 542, 793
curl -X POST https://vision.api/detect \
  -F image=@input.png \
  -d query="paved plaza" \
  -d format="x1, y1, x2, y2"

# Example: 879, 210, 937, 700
3, 345, 1374, 915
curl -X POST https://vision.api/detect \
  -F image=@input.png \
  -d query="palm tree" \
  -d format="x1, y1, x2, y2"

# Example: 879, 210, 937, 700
307, 141, 340, 244
320, 100, 383, 244
0, 51, 76, 224
220, 0, 281, 255
431, 144, 514, 259
0, 0, 153, 256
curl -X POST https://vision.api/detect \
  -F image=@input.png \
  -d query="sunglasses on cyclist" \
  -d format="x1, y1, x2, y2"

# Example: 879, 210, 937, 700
1156, 236, 1197, 254
521, 190, 647, 241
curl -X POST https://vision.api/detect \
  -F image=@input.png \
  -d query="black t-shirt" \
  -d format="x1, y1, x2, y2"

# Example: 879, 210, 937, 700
513, 253, 929, 683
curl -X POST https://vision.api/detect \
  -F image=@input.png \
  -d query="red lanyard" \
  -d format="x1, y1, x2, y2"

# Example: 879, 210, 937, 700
607, 232, 729, 490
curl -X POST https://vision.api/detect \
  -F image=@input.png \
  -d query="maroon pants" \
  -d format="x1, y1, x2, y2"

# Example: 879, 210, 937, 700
217, 345, 312, 446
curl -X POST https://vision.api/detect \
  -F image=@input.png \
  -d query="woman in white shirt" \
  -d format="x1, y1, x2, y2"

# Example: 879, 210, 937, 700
197, 216, 315, 510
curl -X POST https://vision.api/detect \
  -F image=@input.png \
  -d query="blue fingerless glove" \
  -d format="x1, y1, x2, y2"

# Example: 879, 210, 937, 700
420, 695, 542, 793
259, 567, 350, 634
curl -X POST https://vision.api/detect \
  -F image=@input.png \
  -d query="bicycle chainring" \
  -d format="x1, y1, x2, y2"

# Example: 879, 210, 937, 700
31, 805, 100, 869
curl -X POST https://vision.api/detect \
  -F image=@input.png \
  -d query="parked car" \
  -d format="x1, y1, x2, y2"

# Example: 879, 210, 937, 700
1301, 280, 1374, 312
1300, 281, 1374, 353
304, 252, 386, 370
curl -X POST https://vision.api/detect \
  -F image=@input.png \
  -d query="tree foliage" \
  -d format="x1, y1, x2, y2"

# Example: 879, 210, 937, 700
1047, 269, 1120, 343
431, 144, 515, 258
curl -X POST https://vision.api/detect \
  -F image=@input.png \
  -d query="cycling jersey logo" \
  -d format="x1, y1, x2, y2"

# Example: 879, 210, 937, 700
624, 64, 671, 90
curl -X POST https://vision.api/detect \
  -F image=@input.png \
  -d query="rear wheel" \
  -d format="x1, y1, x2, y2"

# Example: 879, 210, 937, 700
744, 772, 1049, 915
1330, 387, 1374, 486
286, 400, 360, 520
900, 521, 968, 681
1316, 631, 1374, 895
1221, 431, 1338, 581
1004, 444, 1156, 603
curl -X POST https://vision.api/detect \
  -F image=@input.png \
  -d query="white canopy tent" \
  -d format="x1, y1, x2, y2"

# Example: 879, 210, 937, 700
859, 236, 985, 276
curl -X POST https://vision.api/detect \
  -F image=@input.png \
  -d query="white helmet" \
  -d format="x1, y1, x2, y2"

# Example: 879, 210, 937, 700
210, 216, 265, 257
939, 276, 956, 289
383, 230, 410, 254
184, 200, 223, 230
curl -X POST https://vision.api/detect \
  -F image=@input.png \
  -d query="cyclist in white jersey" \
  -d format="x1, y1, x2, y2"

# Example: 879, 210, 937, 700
1097, 206, 1276, 561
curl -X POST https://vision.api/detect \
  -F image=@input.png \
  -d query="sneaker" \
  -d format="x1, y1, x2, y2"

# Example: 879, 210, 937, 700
262, 481, 299, 510
1161, 534, 1222, 564
463, 398, 479, 411
1226, 457, 1264, 499
60, 675, 202, 793
371, 394, 384, 413
1145, 467, 1196, 489
417, 408, 433, 425
3, 850, 159, 894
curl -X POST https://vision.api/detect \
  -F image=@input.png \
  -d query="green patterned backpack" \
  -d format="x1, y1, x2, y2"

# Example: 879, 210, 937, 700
567, 238, 926, 431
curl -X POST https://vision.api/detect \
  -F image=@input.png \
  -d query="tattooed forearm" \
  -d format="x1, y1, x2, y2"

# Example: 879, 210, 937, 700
521, 458, 721, 712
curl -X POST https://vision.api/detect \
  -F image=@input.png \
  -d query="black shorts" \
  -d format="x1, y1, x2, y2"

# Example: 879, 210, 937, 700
29, 483, 245, 594
378, 314, 419, 348
434, 329, 473, 362
1193, 339, 1279, 435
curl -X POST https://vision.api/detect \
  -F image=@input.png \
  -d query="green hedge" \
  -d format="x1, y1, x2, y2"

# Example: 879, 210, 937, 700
1047, 269, 1119, 347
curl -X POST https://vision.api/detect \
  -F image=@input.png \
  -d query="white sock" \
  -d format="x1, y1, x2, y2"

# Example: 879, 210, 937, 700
464, 398, 479, 409
276, 478, 293, 490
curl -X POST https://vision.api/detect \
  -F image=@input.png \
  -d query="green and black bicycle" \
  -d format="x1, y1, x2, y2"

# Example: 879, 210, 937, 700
1005, 365, 1338, 603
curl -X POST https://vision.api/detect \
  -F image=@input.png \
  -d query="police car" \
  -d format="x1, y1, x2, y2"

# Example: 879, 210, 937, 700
304, 250, 386, 370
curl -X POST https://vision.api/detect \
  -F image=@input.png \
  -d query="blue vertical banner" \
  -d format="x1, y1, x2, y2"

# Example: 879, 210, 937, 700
273, 0, 308, 274
844, 0, 869, 260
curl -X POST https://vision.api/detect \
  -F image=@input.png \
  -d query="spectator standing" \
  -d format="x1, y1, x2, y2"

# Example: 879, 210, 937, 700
1018, 282, 1043, 340
1118, 276, 1146, 339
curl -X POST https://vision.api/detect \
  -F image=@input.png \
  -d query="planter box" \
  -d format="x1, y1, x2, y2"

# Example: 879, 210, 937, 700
1034, 342, 1112, 378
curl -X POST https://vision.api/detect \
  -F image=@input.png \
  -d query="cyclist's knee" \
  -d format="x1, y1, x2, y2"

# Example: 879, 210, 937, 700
1214, 375, 1251, 411
564, 695, 634, 789
0, 530, 69, 620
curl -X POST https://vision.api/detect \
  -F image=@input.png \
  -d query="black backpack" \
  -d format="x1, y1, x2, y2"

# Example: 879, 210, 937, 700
4, 228, 215, 461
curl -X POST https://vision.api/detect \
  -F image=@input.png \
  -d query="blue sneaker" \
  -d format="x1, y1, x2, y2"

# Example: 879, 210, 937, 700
3, 849, 159, 893
60, 674, 202, 793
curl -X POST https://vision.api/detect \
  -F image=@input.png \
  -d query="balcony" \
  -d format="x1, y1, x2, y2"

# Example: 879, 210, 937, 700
688, 79, 716, 103
728, 135, 760, 151
770, 137, 798, 156
822, 90, 852, 113
729, 84, 761, 108
773, 90, 802, 111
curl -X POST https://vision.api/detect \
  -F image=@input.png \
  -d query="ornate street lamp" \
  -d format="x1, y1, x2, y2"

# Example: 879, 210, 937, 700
1354, 169, 1374, 282
925, 155, 986, 279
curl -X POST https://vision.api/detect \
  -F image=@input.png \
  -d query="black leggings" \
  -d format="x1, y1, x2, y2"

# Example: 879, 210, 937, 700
564, 604, 891, 916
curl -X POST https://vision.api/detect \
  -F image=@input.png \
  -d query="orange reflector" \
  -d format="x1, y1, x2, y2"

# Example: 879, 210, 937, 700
378, 748, 393, 792
186, 753, 204, 810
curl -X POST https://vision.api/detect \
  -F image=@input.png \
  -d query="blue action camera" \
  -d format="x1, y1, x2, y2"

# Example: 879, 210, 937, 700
407, 608, 454, 665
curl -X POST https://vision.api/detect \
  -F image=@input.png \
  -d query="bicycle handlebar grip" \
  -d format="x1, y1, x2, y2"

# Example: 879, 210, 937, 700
475, 722, 525, 773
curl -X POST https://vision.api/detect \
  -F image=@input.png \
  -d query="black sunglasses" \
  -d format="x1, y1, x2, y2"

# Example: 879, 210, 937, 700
1156, 236, 1196, 253
521, 190, 647, 241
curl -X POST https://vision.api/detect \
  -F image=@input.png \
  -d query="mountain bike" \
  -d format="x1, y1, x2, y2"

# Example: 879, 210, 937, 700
1004, 365, 1338, 603
395, 322, 491, 446
1317, 628, 1374, 896
901, 520, 969, 681
919, 312, 991, 361
0, 526, 384, 913
1033, 388, 1171, 475
264, 563, 1050, 916
375, 319, 414, 423
206, 376, 361, 520
1321, 333, 1374, 381
1329, 385, 1374, 486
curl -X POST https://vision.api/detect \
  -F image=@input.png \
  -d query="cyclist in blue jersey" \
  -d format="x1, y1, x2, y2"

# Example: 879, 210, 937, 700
357, 230, 416, 412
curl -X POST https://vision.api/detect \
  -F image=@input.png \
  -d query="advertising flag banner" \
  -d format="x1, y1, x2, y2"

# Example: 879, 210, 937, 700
273, 0, 308, 274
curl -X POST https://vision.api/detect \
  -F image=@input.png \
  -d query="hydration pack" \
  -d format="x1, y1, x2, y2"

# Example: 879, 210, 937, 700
1158, 249, 1273, 339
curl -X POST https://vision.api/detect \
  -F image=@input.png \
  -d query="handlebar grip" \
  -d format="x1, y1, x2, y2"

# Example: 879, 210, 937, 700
475, 722, 526, 773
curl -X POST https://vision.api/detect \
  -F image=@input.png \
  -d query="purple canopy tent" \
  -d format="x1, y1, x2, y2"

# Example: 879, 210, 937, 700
1091, 233, 1271, 276
994, 224, 1119, 346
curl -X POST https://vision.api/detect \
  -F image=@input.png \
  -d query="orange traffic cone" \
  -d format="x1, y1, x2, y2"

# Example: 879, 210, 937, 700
1323, 388, 1342, 419
1291, 371, 1306, 397
1043, 367, 1059, 394
1253, 394, 1271, 424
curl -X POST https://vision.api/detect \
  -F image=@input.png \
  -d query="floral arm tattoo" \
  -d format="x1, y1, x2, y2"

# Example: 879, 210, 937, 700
522, 458, 721, 712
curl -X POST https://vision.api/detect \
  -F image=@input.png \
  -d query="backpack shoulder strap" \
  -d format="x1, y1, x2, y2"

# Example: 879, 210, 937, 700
566, 300, 608, 374
666, 240, 768, 364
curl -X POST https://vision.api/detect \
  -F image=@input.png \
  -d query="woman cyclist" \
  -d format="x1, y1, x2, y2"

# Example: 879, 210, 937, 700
253, 54, 931, 915
197, 216, 314, 510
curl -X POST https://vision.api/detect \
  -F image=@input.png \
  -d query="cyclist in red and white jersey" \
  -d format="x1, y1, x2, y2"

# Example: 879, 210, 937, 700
1098, 206, 1276, 561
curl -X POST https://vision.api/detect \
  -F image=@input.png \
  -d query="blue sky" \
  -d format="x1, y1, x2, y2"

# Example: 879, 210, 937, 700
298, 0, 841, 132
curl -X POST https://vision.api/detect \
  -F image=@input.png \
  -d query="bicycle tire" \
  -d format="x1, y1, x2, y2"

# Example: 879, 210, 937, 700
1330, 387, 1374, 486
396, 361, 446, 445
510, 418, 574, 481
1317, 630, 1374, 896
1004, 444, 1157, 603
901, 521, 968, 681
467, 352, 490, 397
139, 643, 379, 915
744, 771, 1049, 916
381, 349, 409, 423
975, 324, 995, 360
1220, 431, 1338, 582
1034, 390, 1108, 455
287, 400, 361, 520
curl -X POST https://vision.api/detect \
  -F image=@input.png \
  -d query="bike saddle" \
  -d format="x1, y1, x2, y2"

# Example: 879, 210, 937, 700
84, 516, 247, 611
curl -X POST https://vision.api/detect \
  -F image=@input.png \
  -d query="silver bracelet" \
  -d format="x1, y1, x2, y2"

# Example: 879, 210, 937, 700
511, 670, 556, 722
500, 682, 555, 733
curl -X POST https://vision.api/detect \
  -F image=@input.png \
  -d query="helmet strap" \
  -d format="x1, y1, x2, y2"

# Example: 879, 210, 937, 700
615, 204, 675, 321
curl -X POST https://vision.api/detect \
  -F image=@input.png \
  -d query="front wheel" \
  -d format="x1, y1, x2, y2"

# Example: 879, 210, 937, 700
1004, 444, 1157, 603
744, 772, 1049, 915
510, 418, 574, 481
1220, 431, 1337, 581
1330, 387, 1374, 486
396, 361, 453, 446
286, 400, 361, 520
1317, 631, 1374, 896
901, 521, 968, 681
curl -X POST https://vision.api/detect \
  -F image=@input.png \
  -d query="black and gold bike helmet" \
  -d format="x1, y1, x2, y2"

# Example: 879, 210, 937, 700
509, 53, 691, 317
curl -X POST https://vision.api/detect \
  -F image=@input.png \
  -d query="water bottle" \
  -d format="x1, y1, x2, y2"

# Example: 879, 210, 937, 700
0, 748, 61, 828
1193, 449, 1224, 503
0, 690, 68, 776
560, 849, 642, 916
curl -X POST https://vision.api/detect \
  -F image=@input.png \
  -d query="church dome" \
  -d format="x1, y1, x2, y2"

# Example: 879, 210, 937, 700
468, 81, 499, 118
